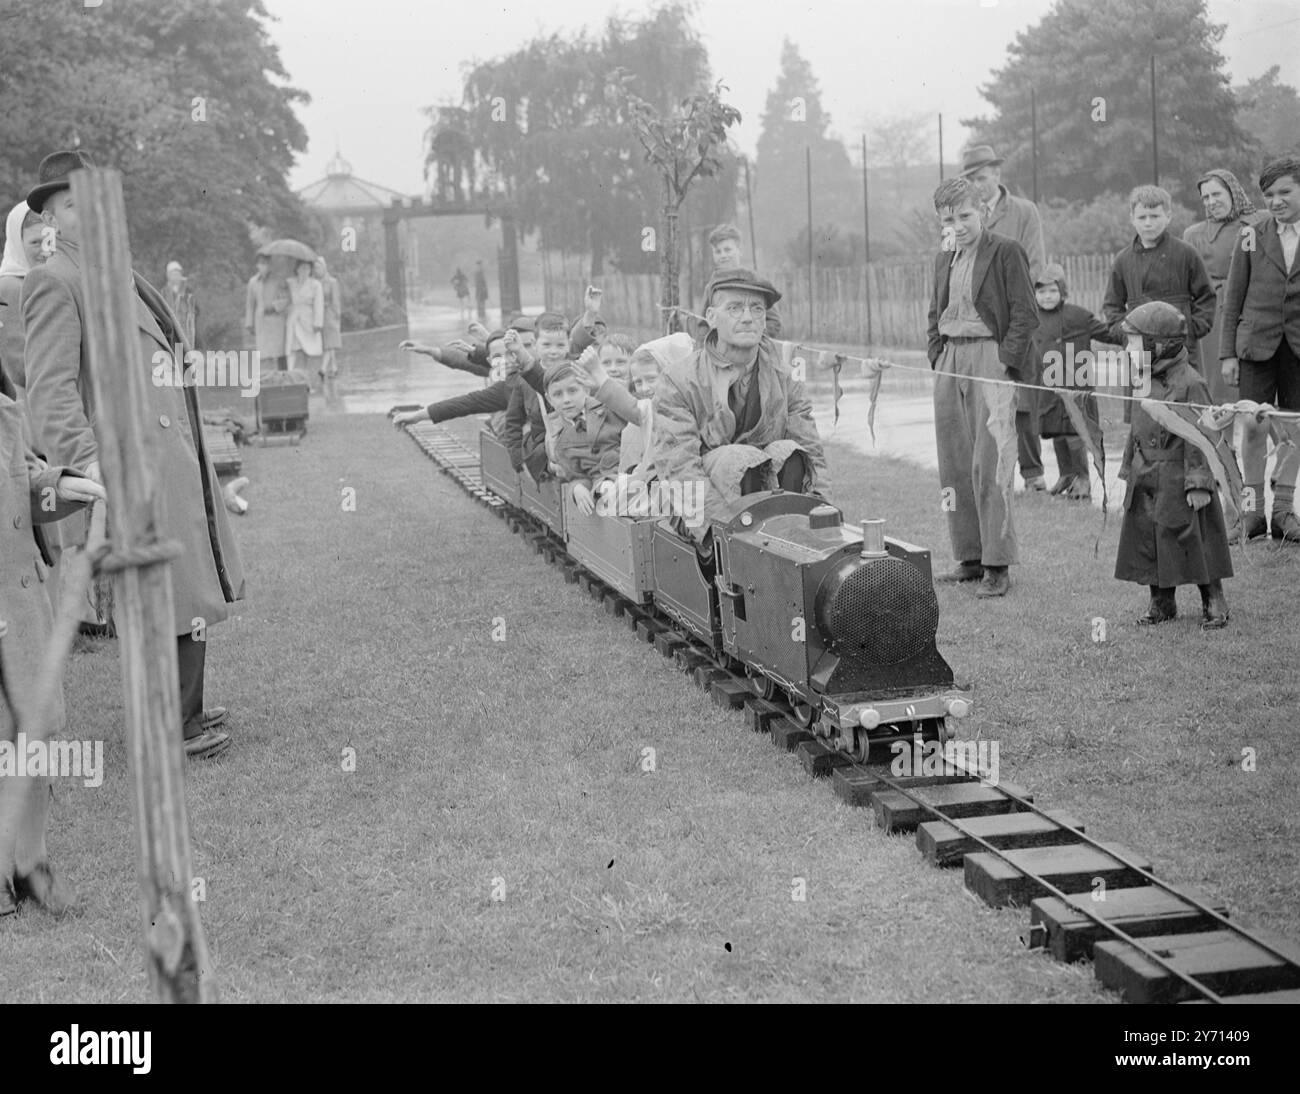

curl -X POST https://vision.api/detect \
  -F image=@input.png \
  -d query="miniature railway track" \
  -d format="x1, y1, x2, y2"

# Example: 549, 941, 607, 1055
396, 416, 1300, 1005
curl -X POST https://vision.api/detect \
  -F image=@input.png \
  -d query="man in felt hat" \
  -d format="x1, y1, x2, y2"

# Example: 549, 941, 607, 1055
962, 144, 1049, 494
652, 267, 827, 547
21, 149, 245, 761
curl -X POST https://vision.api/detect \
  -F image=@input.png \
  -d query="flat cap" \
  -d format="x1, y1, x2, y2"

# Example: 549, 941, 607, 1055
704, 267, 782, 308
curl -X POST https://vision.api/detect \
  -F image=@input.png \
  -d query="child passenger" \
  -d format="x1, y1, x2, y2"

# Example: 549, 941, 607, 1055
1114, 302, 1232, 628
543, 359, 632, 515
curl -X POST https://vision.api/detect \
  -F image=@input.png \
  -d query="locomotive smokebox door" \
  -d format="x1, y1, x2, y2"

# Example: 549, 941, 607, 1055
716, 492, 956, 707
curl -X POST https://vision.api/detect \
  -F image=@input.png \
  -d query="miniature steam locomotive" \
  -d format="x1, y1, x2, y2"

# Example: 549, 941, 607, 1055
478, 431, 971, 760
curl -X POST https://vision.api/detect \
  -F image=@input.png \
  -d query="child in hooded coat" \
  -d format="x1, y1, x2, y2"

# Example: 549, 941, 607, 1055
1028, 263, 1122, 499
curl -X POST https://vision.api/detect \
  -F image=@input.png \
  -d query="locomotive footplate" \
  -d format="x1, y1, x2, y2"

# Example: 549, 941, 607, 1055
822, 689, 973, 735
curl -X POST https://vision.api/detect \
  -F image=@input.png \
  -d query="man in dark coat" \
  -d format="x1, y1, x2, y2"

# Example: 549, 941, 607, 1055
474, 260, 489, 323
926, 177, 1038, 598
1114, 302, 1231, 628
21, 150, 245, 761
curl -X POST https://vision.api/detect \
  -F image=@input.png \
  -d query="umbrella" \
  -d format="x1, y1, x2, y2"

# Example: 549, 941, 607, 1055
259, 238, 316, 263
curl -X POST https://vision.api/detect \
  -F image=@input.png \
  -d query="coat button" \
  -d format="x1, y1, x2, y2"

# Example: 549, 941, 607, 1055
160, 414, 171, 428
12, 514, 20, 528
20, 574, 31, 588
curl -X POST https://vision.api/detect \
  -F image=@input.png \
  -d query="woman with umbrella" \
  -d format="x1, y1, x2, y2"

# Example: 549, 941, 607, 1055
268, 240, 323, 379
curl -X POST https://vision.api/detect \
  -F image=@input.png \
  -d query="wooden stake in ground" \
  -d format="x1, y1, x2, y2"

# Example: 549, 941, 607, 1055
70, 166, 217, 1003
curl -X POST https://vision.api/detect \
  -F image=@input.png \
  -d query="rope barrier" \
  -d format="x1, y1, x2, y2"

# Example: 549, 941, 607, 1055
662, 303, 1300, 425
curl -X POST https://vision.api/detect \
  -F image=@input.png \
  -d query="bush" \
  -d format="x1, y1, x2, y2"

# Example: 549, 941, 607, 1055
1041, 193, 1200, 257
337, 264, 406, 332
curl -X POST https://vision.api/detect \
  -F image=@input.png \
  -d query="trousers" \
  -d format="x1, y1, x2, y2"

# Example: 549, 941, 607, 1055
933, 338, 1019, 566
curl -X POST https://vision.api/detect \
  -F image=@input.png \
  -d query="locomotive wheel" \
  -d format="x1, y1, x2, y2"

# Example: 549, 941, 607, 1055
745, 667, 778, 700
788, 697, 818, 729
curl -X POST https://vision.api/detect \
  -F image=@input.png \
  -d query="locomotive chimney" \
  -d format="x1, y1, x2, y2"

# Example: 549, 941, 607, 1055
860, 518, 887, 559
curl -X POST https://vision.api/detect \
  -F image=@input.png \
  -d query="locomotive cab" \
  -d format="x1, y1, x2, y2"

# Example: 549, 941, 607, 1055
713, 492, 971, 760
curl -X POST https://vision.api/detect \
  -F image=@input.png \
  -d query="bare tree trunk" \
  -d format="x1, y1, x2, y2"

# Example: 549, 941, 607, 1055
72, 166, 217, 1003
661, 179, 680, 334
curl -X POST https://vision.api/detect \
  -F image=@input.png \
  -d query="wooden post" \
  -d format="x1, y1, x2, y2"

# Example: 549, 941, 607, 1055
70, 166, 217, 1003
805, 145, 814, 337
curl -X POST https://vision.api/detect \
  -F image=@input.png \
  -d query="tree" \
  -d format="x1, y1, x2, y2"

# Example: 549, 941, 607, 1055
616, 77, 741, 332
444, 3, 730, 280
963, 0, 1255, 205
865, 112, 932, 208
1234, 66, 1300, 164
753, 40, 859, 268
0, 0, 311, 346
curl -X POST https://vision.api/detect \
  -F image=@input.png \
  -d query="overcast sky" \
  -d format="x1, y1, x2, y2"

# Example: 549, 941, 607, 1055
265, 0, 1300, 195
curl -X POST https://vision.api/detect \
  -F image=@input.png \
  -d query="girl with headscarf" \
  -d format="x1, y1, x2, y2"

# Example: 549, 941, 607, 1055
0, 201, 46, 394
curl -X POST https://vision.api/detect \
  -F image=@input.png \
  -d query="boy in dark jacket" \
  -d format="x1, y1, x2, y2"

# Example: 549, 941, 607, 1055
1030, 263, 1120, 499
1104, 185, 1216, 373
502, 311, 571, 481
1114, 302, 1232, 628
544, 359, 632, 515
926, 176, 1038, 598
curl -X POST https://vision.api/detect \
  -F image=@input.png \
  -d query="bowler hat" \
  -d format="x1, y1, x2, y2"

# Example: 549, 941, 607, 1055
27, 149, 96, 213
960, 144, 1004, 177
704, 267, 782, 308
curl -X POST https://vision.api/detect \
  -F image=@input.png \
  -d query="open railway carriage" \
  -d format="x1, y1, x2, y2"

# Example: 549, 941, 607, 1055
710, 491, 972, 762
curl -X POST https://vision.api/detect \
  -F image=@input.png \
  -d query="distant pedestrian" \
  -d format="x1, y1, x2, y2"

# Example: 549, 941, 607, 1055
245, 253, 290, 372
286, 259, 324, 377
451, 267, 470, 321
314, 257, 342, 389
162, 260, 199, 347
474, 260, 489, 322
961, 144, 1048, 493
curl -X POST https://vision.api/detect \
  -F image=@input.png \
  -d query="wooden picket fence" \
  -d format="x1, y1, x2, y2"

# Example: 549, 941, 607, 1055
546, 252, 1118, 351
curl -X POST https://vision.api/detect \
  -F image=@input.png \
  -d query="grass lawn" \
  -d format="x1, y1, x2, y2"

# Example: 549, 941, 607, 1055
5, 393, 1297, 1003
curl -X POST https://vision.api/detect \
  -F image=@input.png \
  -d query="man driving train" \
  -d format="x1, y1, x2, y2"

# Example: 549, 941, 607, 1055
652, 268, 828, 552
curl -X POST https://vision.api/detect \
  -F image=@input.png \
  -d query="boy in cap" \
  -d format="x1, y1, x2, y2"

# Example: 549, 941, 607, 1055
708, 225, 783, 338
1115, 302, 1232, 627
926, 176, 1038, 598
544, 358, 633, 515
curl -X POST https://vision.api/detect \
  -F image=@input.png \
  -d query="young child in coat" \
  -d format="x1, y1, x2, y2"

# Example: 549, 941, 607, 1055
543, 359, 632, 515
1114, 302, 1232, 628
0, 385, 104, 915
1029, 263, 1121, 500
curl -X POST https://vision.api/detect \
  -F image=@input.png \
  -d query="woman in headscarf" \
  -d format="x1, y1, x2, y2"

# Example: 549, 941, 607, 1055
1183, 169, 1269, 541
0, 201, 46, 395
1183, 170, 1262, 403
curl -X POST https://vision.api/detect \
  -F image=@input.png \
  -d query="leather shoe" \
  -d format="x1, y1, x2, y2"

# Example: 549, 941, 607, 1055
12, 862, 74, 915
201, 706, 228, 730
1065, 478, 1092, 501
184, 728, 231, 761
1228, 513, 1268, 544
1024, 476, 1047, 493
1199, 581, 1229, 629
1048, 475, 1074, 496
1271, 512, 1300, 543
974, 567, 1010, 597
936, 561, 984, 583
1137, 587, 1177, 625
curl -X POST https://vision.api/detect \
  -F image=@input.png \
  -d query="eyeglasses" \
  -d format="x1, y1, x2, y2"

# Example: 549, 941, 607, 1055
721, 302, 767, 319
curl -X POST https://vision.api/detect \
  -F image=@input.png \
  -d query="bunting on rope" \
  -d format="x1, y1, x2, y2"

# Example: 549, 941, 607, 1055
1141, 398, 1245, 527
